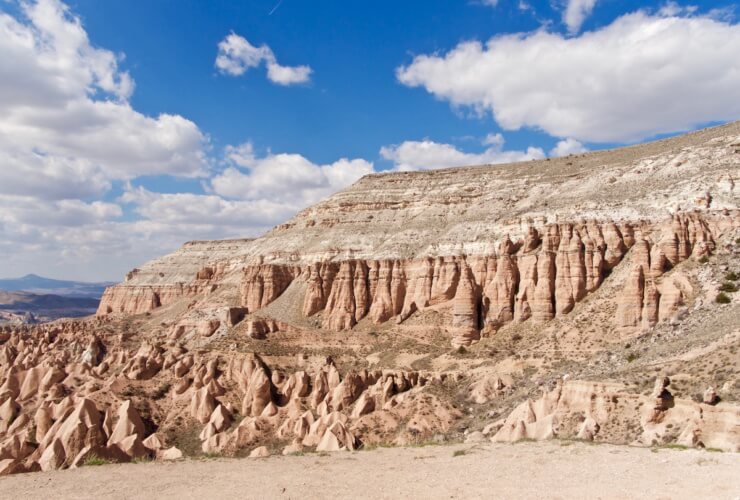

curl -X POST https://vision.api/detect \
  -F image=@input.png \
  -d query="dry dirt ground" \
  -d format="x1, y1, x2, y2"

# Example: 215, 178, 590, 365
1, 441, 738, 500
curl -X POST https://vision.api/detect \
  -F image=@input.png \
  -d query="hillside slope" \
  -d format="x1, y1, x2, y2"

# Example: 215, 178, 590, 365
0, 122, 738, 475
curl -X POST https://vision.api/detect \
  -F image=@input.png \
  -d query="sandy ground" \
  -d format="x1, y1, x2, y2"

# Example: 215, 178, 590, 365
2, 441, 738, 500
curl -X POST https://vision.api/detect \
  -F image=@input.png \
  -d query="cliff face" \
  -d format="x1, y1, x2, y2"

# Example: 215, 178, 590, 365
3, 124, 740, 475
226, 212, 734, 345
98, 122, 740, 344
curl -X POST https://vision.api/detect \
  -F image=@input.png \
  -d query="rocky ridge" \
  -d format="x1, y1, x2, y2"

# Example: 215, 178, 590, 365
99, 122, 740, 346
1, 122, 740, 474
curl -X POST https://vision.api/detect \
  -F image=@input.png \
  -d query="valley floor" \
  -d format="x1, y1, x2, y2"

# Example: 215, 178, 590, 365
1, 441, 738, 499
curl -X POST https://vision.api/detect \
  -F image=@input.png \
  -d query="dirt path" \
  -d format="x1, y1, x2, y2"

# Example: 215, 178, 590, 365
2, 441, 739, 499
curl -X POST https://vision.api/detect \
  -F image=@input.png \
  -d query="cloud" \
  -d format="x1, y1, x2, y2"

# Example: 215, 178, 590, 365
482, 133, 505, 147
211, 144, 374, 206
549, 138, 588, 157
0, 0, 207, 186
396, 9, 740, 143
0, 195, 122, 228
0, 0, 209, 280
215, 33, 312, 85
214, 33, 271, 76
121, 185, 294, 228
380, 137, 545, 171
563, 0, 597, 33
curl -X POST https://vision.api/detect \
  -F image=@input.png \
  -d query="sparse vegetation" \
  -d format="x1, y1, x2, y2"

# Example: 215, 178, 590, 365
698, 256, 710, 264
83, 455, 110, 466
715, 292, 731, 304
452, 449, 467, 457
724, 271, 738, 281
719, 282, 738, 293
151, 382, 171, 400
661, 443, 688, 451
695, 457, 719, 466
626, 353, 639, 363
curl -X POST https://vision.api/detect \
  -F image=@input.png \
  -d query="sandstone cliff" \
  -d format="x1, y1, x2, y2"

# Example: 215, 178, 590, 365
98, 122, 740, 345
2, 123, 740, 475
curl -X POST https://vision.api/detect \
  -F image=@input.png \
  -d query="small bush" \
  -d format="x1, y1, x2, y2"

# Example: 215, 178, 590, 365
151, 382, 171, 400
453, 449, 467, 457
455, 345, 467, 355
725, 271, 739, 281
698, 256, 710, 264
719, 282, 738, 293
121, 386, 136, 398
626, 353, 638, 363
83, 455, 109, 466
715, 292, 732, 304
662, 443, 688, 450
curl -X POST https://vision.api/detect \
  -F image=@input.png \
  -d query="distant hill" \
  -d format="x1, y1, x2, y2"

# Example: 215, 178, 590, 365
0, 290, 99, 309
0, 290, 99, 323
0, 274, 113, 324
0, 274, 115, 299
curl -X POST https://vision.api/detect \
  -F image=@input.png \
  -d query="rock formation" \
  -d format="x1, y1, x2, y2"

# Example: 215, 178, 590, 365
3, 122, 740, 475
492, 379, 739, 452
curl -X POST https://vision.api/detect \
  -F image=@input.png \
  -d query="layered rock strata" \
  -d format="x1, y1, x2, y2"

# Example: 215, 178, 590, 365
99, 123, 740, 344
100, 211, 739, 345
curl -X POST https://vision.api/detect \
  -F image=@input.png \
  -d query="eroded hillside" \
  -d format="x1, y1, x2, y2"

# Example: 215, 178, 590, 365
1, 122, 739, 475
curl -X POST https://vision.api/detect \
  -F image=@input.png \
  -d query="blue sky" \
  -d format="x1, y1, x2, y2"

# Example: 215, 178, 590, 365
67, 0, 732, 165
0, 0, 739, 280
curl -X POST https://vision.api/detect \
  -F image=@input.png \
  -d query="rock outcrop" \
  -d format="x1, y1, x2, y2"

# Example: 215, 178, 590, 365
4, 122, 740, 476
98, 123, 740, 346
492, 379, 740, 451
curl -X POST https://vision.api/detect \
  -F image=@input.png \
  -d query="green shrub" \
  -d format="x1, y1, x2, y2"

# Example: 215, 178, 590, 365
662, 443, 688, 450
83, 455, 110, 466
698, 256, 709, 264
715, 292, 732, 304
719, 282, 738, 293
626, 353, 638, 363
725, 271, 739, 281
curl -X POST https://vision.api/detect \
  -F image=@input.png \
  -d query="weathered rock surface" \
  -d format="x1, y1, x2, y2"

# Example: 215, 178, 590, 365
98, 123, 740, 340
492, 379, 740, 451
2, 123, 740, 475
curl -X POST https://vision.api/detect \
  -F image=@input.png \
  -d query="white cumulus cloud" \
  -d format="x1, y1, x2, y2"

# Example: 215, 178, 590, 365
0, 0, 209, 279
211, 145, 374, 206
550, 138, 588, 157
215, 33, 312, 85
396, 9, 740, 143
0, 0, 207, 185
563, 0, 597, 33
380, 137, 545, 171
